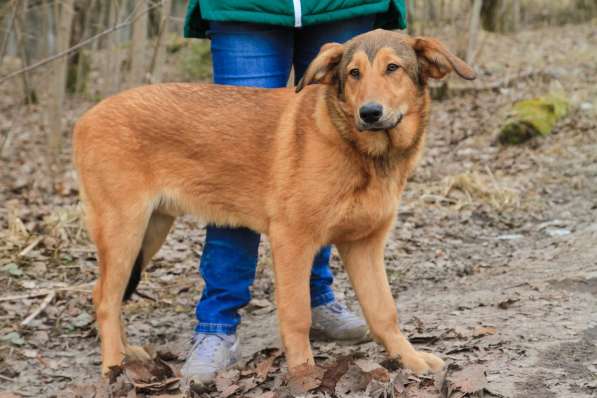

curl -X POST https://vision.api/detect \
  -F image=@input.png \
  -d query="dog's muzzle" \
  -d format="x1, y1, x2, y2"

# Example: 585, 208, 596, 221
357, 103, 403, 132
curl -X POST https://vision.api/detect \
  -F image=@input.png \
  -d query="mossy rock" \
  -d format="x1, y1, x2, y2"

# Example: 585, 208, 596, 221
498, 94, 570, 145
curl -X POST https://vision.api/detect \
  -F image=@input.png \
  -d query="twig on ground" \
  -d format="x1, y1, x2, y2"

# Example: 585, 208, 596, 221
18, 236, 43, 257
0, 282, 94, 302
20, 291, 55, 326
134, 290, 158, 302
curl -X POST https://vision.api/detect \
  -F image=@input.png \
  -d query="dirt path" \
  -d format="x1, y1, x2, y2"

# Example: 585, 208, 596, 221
1, 23, 596, 397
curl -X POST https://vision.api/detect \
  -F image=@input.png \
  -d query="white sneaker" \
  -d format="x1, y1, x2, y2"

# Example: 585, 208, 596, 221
311, 301, 369, 342
181, 333, 240, 388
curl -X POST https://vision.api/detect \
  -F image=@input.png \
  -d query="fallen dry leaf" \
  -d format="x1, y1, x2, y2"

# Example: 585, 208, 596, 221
214, 368, 240, 393
439, 364, 501, 398
354, 358, 390, 382
334, 364, 371, 396
287, 364, 326, 395
255, 355, 275, 380
124, 361, 155, 383
319, 355, 352, 394
131, 377, 180, 393
220, 384, 240, 398
451, 366, 488, 394
497, 298, 520, 309
409, 334, 441, 344
472, 326, 497, 337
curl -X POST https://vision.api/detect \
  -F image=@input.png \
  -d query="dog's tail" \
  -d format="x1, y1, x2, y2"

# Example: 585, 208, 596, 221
121, 213, 174, 301
123, 251, 143, 301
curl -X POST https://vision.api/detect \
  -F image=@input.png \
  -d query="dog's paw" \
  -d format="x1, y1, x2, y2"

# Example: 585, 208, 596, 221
124, 345, 153, 362
417, 351, 445, 372
401, 351, 445, 375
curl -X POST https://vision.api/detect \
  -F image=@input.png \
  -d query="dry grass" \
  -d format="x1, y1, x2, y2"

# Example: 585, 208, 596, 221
1, 202, 88, 262
415, 168, 520, 211
441, 169, 520, 210
42, 204, 87, 246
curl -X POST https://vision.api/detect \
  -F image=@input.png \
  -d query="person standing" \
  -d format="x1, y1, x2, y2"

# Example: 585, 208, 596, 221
181, 0, 407, 385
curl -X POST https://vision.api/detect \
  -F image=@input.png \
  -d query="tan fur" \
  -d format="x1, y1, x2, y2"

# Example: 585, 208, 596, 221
73, 30, 475, 377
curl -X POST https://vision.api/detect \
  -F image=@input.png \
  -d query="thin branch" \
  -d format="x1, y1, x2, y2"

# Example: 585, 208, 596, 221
18, 236, 43, 257
0, 282, 95, 302
0, 0, 162, 85
21, 291, 55, 326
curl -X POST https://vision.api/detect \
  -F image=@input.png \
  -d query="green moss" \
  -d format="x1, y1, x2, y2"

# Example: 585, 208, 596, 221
67, 50, 91, 95
166, 33, 188, 54
499, 94, 570, 145
179, 39, 212, 82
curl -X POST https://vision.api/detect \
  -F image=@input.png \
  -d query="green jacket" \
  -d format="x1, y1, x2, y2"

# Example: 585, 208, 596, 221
184, 0, 407, 39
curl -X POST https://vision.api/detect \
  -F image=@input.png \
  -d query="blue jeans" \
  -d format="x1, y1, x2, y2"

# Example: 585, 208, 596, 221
196, 17, 374, 335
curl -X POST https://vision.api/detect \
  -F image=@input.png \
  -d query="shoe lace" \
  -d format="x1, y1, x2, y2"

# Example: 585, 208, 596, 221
325, 302, 347, 316
189, 334, 226, 362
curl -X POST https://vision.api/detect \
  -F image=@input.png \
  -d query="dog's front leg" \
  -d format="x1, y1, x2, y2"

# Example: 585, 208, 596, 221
270, 226, 317, 374
336, 223, 445, 375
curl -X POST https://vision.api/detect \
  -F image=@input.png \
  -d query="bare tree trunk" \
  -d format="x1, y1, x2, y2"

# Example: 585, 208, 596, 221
481, 0, 510, 32
46, 0, 75, 163
14, 0, 37, 104
103, 0, 127, 96
149, 0, 172, 83
419, 0, 426, 35
511, 0, 520, 32
73, 0, 97, 94
0, 0, 18, 65
93, 0, 108, 53
575, 0, 597, 22
129, 0, 148, 86
425, 0, 436, 22
36, 0, 52, 60
466, 0, 483, 65
406, 0, 415, 35
103, 1, 116, 96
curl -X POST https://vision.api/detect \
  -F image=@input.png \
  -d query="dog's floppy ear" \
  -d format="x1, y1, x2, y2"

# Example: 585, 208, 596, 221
296, 42, 344, 93
412, 37, 476, 81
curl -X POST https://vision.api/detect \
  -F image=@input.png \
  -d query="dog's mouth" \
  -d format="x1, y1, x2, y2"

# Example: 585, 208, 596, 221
357, 113, 403, 132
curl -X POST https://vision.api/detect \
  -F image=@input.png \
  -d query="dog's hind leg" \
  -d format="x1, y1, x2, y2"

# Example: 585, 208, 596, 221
88, 201, 152, 375
336, 221, 445, 375
120, 212, 174, 361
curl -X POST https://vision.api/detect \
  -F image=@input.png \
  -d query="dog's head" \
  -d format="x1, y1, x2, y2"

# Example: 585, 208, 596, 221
296, 30, 475, 155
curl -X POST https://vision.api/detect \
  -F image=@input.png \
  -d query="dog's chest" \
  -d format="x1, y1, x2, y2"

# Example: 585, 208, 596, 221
329, 183, 398, 242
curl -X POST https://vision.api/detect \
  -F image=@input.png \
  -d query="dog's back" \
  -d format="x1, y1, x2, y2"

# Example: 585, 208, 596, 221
74, 83, 299, 230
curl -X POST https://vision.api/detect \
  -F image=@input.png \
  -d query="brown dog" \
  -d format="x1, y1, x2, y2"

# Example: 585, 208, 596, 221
73, 29, 475, 377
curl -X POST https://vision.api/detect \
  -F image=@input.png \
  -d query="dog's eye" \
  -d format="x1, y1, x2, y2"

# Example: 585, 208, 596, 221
349, 68, 360, 79
386, 63, 400, 73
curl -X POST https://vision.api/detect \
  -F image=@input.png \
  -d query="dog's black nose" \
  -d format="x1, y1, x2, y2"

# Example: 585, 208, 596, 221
359, 103, 383, 124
